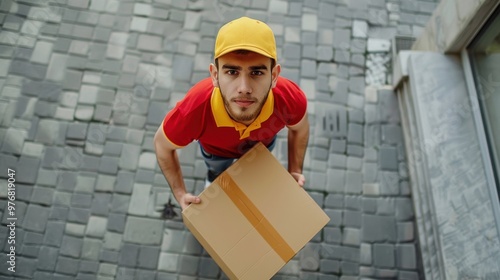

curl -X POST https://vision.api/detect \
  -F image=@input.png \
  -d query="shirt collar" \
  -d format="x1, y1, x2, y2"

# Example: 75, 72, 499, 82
211, 87, 274, 139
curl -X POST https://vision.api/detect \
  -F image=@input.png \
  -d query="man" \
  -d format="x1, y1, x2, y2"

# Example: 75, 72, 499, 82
154, 16, 309, 210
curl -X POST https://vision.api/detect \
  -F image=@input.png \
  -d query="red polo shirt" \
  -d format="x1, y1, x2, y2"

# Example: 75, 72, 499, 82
161, 77, 307, 158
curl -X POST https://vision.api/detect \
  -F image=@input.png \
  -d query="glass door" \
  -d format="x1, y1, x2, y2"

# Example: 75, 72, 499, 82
468, 7, 500, 195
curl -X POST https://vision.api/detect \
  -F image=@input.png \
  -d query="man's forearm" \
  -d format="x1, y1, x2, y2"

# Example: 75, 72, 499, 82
287, 124, 309, 174
157, 151, 187, 202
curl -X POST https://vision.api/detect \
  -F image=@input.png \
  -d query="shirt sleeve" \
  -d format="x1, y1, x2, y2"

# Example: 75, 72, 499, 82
275, 77, 308, 126
162, 108, 198, 147
161, 79, 212, 147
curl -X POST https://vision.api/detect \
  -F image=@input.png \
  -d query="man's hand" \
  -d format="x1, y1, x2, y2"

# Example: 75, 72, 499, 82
180, 193, 201, 210
290, 172, 305, 187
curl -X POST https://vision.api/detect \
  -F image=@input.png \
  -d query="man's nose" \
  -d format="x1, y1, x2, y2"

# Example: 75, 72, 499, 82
237, 75, 252, 94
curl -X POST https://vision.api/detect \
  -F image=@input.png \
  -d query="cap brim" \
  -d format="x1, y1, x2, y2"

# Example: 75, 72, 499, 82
215, 45, 276, 60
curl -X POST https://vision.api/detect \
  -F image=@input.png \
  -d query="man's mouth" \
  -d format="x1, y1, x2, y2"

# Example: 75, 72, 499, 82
233, 99, 255, 108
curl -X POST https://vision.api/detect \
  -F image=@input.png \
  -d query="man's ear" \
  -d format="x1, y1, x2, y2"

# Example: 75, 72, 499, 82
209, 63, 219, 87
271, 64, 281, 88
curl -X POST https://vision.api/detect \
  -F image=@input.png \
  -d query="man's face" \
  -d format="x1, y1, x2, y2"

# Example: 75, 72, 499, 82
210, 51, 280, 125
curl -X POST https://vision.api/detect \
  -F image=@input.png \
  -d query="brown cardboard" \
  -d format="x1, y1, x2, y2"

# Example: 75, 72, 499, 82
182, 142, 330, 280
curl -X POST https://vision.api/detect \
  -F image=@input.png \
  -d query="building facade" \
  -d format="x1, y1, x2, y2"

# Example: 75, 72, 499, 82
393, 0, 500, 278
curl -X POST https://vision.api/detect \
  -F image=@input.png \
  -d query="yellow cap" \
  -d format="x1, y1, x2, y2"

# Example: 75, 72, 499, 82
214, 17, 277, 60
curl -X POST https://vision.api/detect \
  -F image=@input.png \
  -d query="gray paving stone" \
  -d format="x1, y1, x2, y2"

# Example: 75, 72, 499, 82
299, 243, 320, 271
85, 216, 107, 238
135, 169, 155, 184
347, 123, 363, 145
323, 227, 342, 244
326, 168, 345, 193
89, 193, 110, 216
363, 183, 380, 199
379, 146, 398, 171
343, 207, 362, 227
111, 194, 130, 214
21, 244, 40, 258
379, 171, 399, 195
65, 223, 86, 237
137, 34, 162, 52
341, 261, 360, 276
395, 197, 414, 221
43, 221, 65, 247
124, 216, 163, 245
80, 260, 99, 274
330, 139, 346, 154
300, 59, 317, 78
13, 184, 31, 203
178, 255, 200, 276
198, 256, 219, 278
30, 186, 54, 206
73, 174, 95, 194
397, 244, 417, 269
397, 222, 414, 242
16, 257, 37, 278
1, 128, 26, 155
381, 124, 402, 145
38, 246, 59, 271
345, 170, 362, 194
118, 144, 140, 170
137, 246, 160, 269
60, 235, 83, 258
368, 9, 389, 25
31, 40, 53, 64
320, 243, 342, 260
22, 204, 49, 233
66, 123, 88, 140
374, 244, 395, 268
79, 155, 98, 173
68, 207, 90, 224
115, 171, 135, 194
146, 102, 168, 126
128, 183, 151, 216
71, 193, 92, 208
55, 170, 76, 191
378, 89, 400, 123
360, 243, 372, 265
118, 243, 139, 267
362, 214, 396, 242
284, 43, 301, 60
77, 238, 102, 262
53, 190, 72, 207
92, 104, 111, 122
158, 252, 180, 273
324, 209, 342, 228
24, 231, 43, 246
325, 194, 344, 209
364, 125, 380, 152
49, 205, 69, 221
56, 256, 80, 275
347, 156, 362, 171
10, 59, 47, 80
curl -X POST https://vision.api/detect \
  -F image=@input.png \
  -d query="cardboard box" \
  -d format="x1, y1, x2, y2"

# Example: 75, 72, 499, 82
182, 143, 330, 280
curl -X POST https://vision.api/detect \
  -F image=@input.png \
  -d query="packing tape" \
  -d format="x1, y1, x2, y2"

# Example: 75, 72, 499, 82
216, 173, 295, 262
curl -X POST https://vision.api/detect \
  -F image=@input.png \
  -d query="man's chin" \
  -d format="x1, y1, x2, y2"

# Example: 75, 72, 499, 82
231, 112, 257, 124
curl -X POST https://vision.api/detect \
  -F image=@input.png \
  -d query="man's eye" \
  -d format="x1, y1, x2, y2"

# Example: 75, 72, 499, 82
251, 71, 264, 76
227, 70, 238, 75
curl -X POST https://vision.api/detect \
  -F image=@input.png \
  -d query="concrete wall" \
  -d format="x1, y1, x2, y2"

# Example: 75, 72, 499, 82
397, 52, 500, 279
412, 0, 499, 52
395, 0, 500, 278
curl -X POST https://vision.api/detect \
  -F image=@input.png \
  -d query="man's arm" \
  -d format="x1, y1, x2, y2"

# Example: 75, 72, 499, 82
287, 113, 309, 187
154, 126, 200, 210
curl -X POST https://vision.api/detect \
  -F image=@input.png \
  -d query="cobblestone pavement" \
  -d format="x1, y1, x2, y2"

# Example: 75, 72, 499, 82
0, 0, 438, 279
